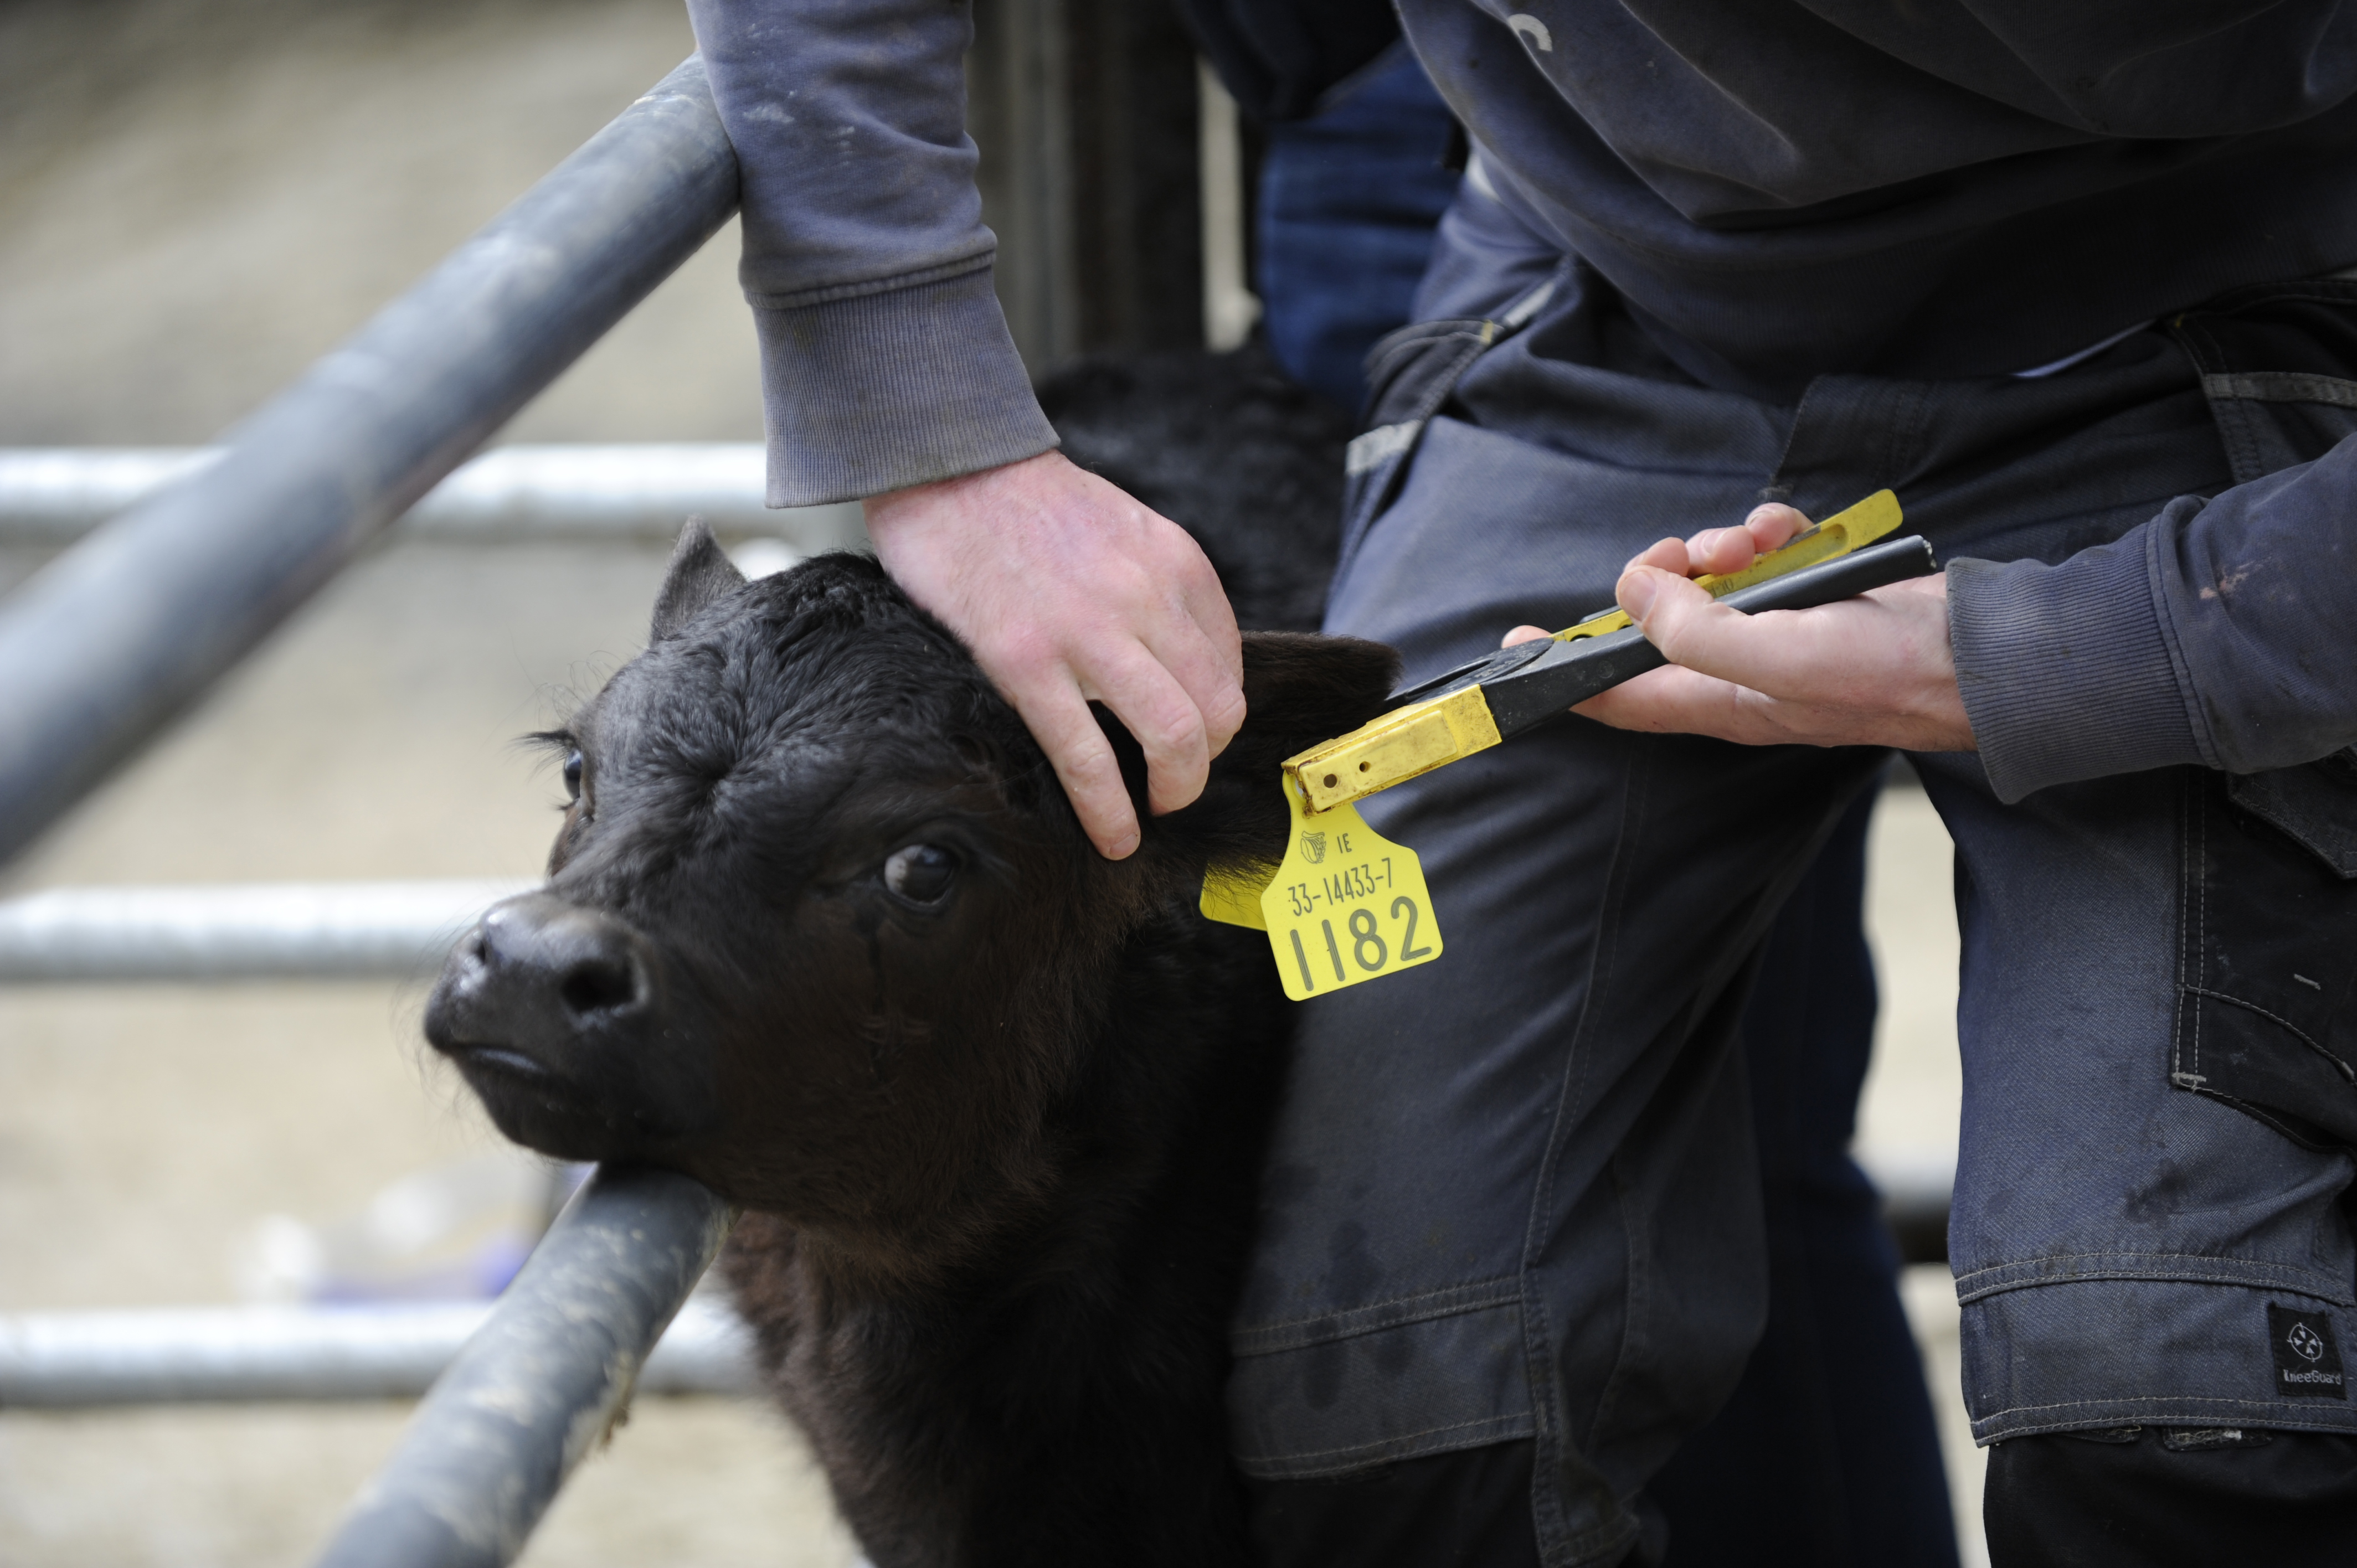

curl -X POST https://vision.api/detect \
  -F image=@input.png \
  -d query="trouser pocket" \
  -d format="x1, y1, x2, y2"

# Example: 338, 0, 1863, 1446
2174, 764, 2357, 1150
1335, 269, 1569, 576
2164, 282, 2357, 1148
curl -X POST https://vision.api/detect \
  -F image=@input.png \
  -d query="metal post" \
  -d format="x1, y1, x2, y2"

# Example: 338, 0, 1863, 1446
308, 1165, 737, 1568
0, 56, 738, 871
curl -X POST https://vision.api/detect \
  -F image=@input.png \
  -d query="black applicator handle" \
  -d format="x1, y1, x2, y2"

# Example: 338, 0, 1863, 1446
1479, 535, 1941, 737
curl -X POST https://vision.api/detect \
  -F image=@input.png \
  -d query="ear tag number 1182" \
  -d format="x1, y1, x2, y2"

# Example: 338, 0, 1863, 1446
1198, 780, 1444, 1000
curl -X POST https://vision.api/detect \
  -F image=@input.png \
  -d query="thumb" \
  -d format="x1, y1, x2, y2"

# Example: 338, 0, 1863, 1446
1615, 564, 1690, 626
1618, 564, 1737, 667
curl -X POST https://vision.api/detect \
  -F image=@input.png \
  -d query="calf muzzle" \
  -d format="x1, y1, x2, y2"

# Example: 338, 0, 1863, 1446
426, 892, 708, 1157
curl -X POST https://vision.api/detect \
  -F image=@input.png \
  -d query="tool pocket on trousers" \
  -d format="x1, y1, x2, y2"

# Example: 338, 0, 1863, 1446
1336, 269, 1569, 574
1337, 319, 1494, 569
2173, 278, 2357, 486
2174, 764, 2357, 1150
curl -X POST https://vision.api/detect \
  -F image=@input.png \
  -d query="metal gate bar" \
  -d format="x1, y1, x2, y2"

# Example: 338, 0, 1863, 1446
0, 55, 737, 870
0, 880, 532, 983
0, 444, 864, 549
307, 1166, 737, 1568
0, 1297, 753, 1407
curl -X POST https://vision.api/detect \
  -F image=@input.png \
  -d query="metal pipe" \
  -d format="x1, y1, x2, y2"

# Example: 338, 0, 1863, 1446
0, 56, 738, 873
0, 445, 865, 550
0, 880, 533, 983
307, 1165, 737, 1568
0, 1297, 753, 1408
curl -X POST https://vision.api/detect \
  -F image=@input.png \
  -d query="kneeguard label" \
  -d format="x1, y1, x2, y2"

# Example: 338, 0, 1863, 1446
2268, 1303, 2346, 1399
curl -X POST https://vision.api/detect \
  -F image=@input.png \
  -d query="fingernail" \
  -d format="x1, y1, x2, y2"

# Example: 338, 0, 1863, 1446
1619, 570, 1659, 622
1107, 832, 1139, 860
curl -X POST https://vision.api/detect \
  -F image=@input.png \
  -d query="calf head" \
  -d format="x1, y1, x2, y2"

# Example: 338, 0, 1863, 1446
425, 523, 1397, 1270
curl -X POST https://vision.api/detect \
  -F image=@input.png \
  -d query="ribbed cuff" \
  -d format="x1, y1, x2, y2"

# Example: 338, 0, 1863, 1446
1948, 538, 2211, 803
752, 262, 1058, 507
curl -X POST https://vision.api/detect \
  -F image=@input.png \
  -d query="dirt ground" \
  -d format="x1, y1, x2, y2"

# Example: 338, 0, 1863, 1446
0, 1, 1980, 1564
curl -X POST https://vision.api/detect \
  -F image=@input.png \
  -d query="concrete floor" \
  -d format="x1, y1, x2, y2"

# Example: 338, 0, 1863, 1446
0, 2, 1982, 1564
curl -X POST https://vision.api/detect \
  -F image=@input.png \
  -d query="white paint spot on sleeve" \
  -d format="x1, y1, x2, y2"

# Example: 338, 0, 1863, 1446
1507, 13, 1553, 51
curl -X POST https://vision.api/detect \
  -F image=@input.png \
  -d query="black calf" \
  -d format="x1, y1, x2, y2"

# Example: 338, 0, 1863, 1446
425, 352, 1391, 1565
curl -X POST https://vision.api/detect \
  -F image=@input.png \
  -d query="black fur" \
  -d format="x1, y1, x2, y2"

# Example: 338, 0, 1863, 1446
424, 352, 1395, 1565
1039, 342, 1350, 634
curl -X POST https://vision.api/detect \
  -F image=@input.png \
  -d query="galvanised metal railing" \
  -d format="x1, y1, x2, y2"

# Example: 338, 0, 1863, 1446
0, 55, 744, 1568
0, 443, 863, 549
0, 56, 735, 870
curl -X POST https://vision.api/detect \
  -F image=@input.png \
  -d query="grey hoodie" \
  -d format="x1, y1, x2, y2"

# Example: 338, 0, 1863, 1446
685, 0, 2357, 800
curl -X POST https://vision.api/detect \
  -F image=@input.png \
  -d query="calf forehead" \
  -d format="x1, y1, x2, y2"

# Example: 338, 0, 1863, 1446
567, 558, 1038, 890
600, 559, 1002, 767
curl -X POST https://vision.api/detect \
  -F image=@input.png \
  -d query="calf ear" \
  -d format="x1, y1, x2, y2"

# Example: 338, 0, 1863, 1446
651, 517, 747, 639
1143, 631, 1402, 874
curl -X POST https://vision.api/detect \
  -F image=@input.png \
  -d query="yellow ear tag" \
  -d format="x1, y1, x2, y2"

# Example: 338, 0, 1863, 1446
1201, 777, 1444, 999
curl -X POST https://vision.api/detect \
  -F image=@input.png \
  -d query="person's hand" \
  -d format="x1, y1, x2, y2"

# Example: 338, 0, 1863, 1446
1500, 503, 1975, 751
866, 450, 1245, 859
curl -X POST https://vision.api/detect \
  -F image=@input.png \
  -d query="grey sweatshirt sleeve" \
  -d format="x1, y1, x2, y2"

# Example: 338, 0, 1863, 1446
1949, 442, 2357, 801
686, 0, 1057, 507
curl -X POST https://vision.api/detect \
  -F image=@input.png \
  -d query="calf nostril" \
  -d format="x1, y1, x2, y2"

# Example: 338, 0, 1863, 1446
558, 955, 640, 1018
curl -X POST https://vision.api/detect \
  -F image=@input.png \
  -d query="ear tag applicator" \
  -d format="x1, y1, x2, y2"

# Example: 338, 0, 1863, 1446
1198, 493, 1939, 997
1199, 775, 1444, 1000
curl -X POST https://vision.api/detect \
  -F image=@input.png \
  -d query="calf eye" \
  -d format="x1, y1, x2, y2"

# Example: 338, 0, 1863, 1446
883, 844, 959, 907
562, 750, 584, 802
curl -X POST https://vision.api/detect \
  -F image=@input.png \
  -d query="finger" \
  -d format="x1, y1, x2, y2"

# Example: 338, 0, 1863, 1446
1573, 664, 1802, 744
1141, 585, 1247, 760
1625, 535, 1693, 576
1741, 502, 1811, 554
1502, 624, 1551, 648
1073, 639, 1220, 819
1001, 674, 1145, 858
1619, 566, 1845, 695
1125, 523, 1246, 757
1683, 525, 1758, 577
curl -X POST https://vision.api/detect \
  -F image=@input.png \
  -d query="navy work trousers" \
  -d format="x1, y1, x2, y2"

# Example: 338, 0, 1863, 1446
1229, 267, 2357, 1564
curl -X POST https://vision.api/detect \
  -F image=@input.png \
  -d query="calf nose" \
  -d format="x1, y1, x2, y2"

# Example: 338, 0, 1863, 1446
436, 893, 657, 1054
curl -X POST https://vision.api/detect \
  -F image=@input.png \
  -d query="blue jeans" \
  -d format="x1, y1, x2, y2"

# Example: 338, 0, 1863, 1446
1227, 263, 2357, 1564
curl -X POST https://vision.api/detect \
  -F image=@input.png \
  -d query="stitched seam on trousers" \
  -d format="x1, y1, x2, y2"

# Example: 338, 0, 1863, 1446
1583, 1153, 1645, 1483
1518, 744, 1646, 1566
1238, 1413, 1527, 1465
1234, 1414, 1541, 1481
1980, 1394, 2356, 1419
1955, 1255, 2356, 1307
1763, 378, 1826, 494
2173, 775, 2192, 1087
1877, 379, 1932, 496
2180, 317, 2272, 486
2178, 782, 2196, 1089
1972, 1403, 2357, 1446
2183, 986, 2357, 1081
1230, 1278, 1521, 1353
1957, 1249, 2356, 1278
2201, 370, 2357, 409
2190, 1089, 2346, 1153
